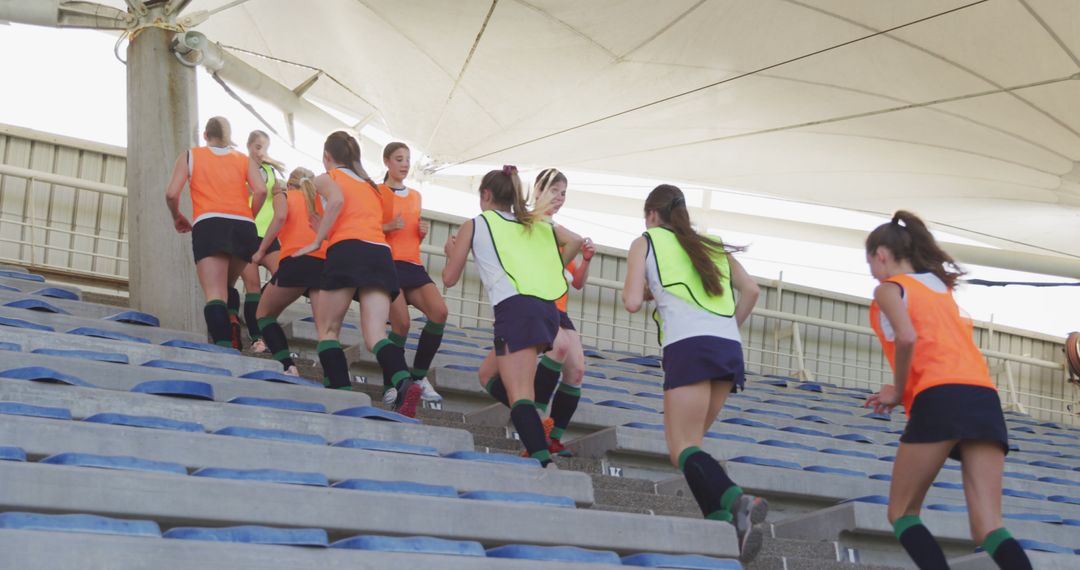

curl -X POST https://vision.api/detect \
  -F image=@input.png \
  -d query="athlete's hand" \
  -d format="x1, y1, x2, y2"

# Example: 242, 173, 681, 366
307, 212, 322, 232
293, 241, 319, 258
251, 249, 265, 265
443, 234, 456, 257
865, 384, 900, 415
386, 215, 405, 232
418, 220, 430, 238
582, 238, 596, 261
173, 215, 192, 234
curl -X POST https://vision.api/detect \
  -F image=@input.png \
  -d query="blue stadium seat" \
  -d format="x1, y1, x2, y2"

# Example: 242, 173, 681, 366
808, 406, 853, 416
67, 327, 149, 344
41, 452, 187, 475
834, 433, 876, 444
1014, 539, 1074, 554
759, 439, 816, 452
192, 467, 328, 487
582, 383, 631, 395
804, 466, 867, 478
722, 417, 775, 430
623, 422, 664, 431
595, 399, 658, 413
0, 512, 160, 537
757, 377, 789, 387
635, 391, 665, 400
332, 406, 419, 424
229, 397, 326, 414
332, 535, 485, 556
0, 316, 54, 332
443, 451, 540, 468
1047, 495, 1080, 505
238, 369, 322, 387
862, 412, 892, 421
593, 363, 639, 374
164, 526, 328, 546
729, 456, 801, 470
160, 339, 240, 355
610, 376, 657, 387
0, 366, 95, 387
846, 424, 891, 433
1011, 426, 1036, 434
927, 504, 967, 513
1039, 477, 1080, 487
583, 349, 606, 359
32, 287, 79, 301
487, 545, 621, 564
141, 360, 231, 377
4, 299, 68, 314
1002, 488, 1045, 500
795, 383, 823, 393
445, 364, 479, 372
214, 426, 326, 446
31, 348, 129, 365
869, 474, 892, 481
461, 491, 576, 508
705, 432, 755, 443
619, 356, 662, 368
333, 479, 458, 498
932, 482, 964, 490
844, 495, 889, 505
0, 270, 45, 282
0, 446, 27, 462
84, 413, 203, 433
797, 415, 834, 425
780, 426, 831, 438
1004, 513, 1062, 524
333, 438, 439, 457
0, 283, 18, 292
132, 380, 214, 400
583, 370, 607, 379
0, 402, 72, 420
820, 448, 876, 460
104, 311, 161, 327
0, 341, 20, 351
1029, 460, 1072, 470
622, 553, 742, 569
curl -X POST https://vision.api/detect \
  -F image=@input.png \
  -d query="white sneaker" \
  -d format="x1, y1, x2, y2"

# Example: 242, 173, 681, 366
283, 365, 299, 377
418, 377, 443, 402
251, 339, 269, 353
381, 386, 398, 406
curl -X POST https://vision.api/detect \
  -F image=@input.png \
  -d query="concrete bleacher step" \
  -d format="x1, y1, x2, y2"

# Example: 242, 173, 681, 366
0, 461, 739, 557
591, 488, 700, 519
0, 306, 203, 344
951, 550, 1078, 570
0, 289, 137, 319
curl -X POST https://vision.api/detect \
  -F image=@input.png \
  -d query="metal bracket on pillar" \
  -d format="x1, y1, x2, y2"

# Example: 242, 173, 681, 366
776, 322, 814, 382
991, 360, 1026, 414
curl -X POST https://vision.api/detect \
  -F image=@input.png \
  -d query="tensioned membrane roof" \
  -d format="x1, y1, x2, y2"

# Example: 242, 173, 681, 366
110, 1, 1080, 258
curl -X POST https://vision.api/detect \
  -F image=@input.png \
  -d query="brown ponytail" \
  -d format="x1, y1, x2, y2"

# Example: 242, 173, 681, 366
644, 184, 743, 297
323, 131, 380, 193
480, 165, 546, 229
865, 210, 965, 288
286, 167, 318, 216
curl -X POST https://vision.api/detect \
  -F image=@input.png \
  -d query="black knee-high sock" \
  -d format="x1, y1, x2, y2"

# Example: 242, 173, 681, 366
317, 340, 350, 389
679, 446, 740, 521
227, 287, 241, 317
203, 300, 232, 347
548, 382, 580, 441
510, 399, 551, 466
387, 331, 407, 349
257, 316, 295, 370
484, 375, 510, 407
893, 516, 948, 570
373, 339, 411, 390
533, 355, 561, 413
411, 320, 444, 379
983, 528, 1032, 570
244, 293, 261, 339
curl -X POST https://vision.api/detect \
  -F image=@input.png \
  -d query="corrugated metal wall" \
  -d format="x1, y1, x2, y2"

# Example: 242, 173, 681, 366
1, 123, 1073, 424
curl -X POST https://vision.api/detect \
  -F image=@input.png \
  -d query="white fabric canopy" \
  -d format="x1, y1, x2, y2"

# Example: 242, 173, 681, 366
124, 1, 1080, 257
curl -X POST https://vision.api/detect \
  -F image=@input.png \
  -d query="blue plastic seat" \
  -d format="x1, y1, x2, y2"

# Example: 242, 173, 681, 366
582, 383, 631, 395
1047, 495, 1080, 505
332, 406, 419, 424
0, 283, 19, 292
619, 356, 662, 368
229, 397, 326, 414
461, 490, 575, 508
869, 474, 892, 481
238, 369, 322, 387
31, 287, 77, 301
0, 402, 72, 420
844, 495, 889, 505
756, 377, 788, 388
583, 349, 606, 359
729, 456, 801, 470
705, 432, 755, 443
446, 364, 479, 372
1002, 488, 1045, 500
780, 426, 831, 438
332, 535, 485, 556
104, 310, 161, 327
1038, 476, 1080, 487
721, 417, 776, 430
0, 366, 95, 387
1011, 426, 1036, 434
795, 382, 823, 393
214, 426, 327, 446
192, 467, 328, 487
932, 481, 964, 490
443, 451, 540, 468
622, 553, 742, 569
764, 399, 809, 409
809, 406, 853, 416
927, 504, 967, 513
862, 412, 892, 421
595, 399, 658, 413
745, 408, 794, 419
141, 359, 231, 377
164, 526, 328, 546
846, 424, 892, 434
623, 422, 664, 431
820, 448, 876, 460
41, 452, 187, 475
132, 380, 214, 400
0, 447, 27, 462
583, 370, 607, 379
160, 339, 240, 354
4, 298, 68, 314
333, 479, 457, 498
0, 341, 20, 352
1003, 512, 1061, 524
834, 433, 876, 444
0, 316, 54, 332
84, 413, 203, 433
487, 545, 620, 564
67, 327, 150, 344
804, 466, 867, 478
0, 270, 44, 282
1029, 460, 1072, 470
610, 376, 657, 387
333, 438, 439, 457
759, 439, 816, 452
31, 348, 129, 364
593, 363, 638, 373
1014, 539, 1073, 554
797, 415, 834, 425
0, 512, 160, 537
635, 391, 665, 400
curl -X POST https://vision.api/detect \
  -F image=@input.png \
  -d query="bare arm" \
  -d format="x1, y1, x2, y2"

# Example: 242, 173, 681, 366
442, 219, 474, 288
728, 256, 759, 327
622, 236, 648, 313
253, 191, 288, 264
246, 160, 267, 219
553, 224, 583, 266
292, 174, 342, 257
570, 238, 594, 289
164, 154, 192, 233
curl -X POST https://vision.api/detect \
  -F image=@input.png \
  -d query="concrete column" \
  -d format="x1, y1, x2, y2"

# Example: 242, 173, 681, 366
125, 8, 204, 334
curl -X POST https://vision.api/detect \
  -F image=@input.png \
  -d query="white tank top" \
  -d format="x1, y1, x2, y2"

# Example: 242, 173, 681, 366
471, 211, 520, 307
645, 242, 742, 348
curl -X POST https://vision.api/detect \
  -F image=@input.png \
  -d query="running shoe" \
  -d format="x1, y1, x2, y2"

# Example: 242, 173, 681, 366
283, 365, 299, 377
393, 378, 422, 418
542, 417, 554, 441
732, 493, 768, 563
417, 377, 443, 402
381, 386, 398, 406
250, 339, 269, 354
548, 438, 572, 457
229, 316, 242, 350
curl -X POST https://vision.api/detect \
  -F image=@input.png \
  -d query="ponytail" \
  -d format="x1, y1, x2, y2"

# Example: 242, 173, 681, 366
324, 131, 380, 194
865, 210, 965, 288
644, 184, 743, 297
480, 165, 546, 229
286, 167, 318, 216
